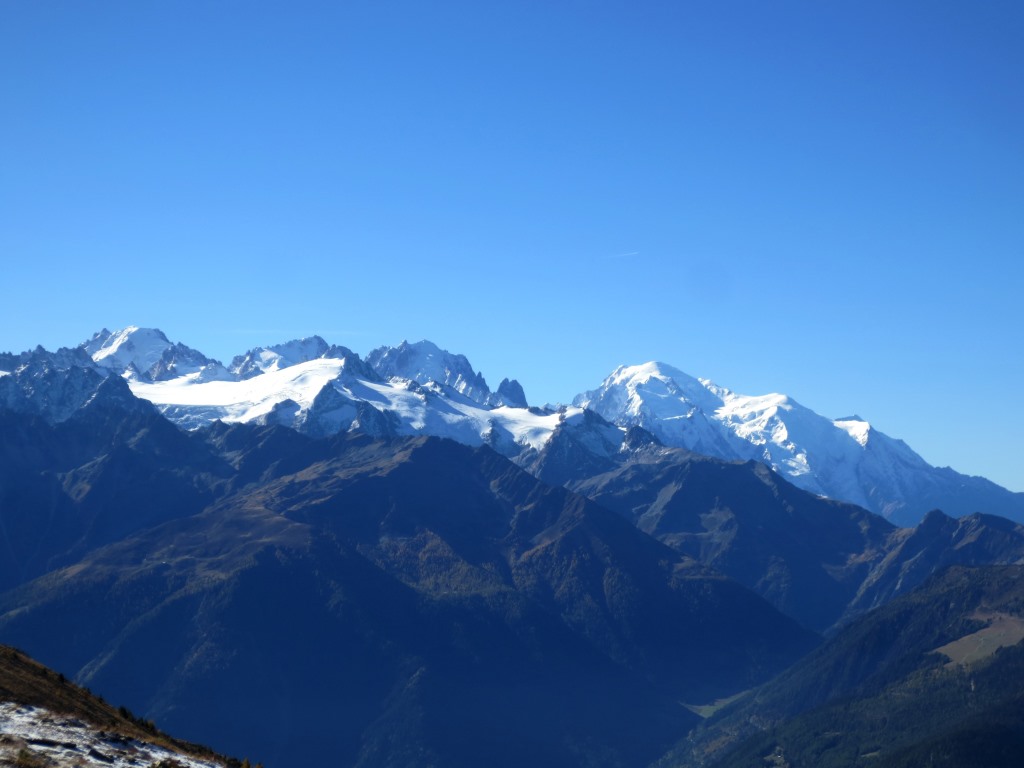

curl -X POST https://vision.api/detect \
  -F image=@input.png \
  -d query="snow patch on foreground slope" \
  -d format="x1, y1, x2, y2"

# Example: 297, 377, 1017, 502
0, 702, 227, 768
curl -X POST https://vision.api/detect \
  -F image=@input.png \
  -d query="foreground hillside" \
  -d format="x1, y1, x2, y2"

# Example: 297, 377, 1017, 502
0, 644, 238, 768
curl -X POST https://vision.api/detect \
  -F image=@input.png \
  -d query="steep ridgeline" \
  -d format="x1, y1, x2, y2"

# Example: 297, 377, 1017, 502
0, 395, 232, 592
574, 362, 1024, 526
0, 402, 816, 768
84, 327, 232, 382
670, 565, 1024, 768
365, 339, 528, 407
2, 326, 1021, 526
540, 438, 1024, 633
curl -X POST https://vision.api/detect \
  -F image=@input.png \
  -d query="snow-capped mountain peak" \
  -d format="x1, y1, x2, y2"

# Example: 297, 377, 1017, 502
83, 326, 172, 375
366, 339, 509, 406
80, 327, 227, 382
229, 335, 331, 379
573, 362, 738, 458
571, 361, 962, 522
578, 362, 726, 417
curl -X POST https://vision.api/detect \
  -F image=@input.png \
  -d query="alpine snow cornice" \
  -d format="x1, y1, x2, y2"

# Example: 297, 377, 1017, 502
1, 326, 1021, 526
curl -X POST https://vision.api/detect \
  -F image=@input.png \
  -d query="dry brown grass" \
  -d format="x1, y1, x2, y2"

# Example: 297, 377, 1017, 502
0, 645, 227, 763
933, 611, 1024, 668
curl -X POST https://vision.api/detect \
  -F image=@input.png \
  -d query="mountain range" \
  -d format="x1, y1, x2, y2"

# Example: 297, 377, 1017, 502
3, 326, 1024, 766
0, 396, 816, 767
2, 326, 1021, 526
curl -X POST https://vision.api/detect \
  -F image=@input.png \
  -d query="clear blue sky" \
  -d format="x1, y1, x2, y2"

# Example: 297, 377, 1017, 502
2, 2, 1022, 491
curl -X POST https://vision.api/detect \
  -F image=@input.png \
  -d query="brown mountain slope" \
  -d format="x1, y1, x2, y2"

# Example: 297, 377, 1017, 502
0, 432, 817, 768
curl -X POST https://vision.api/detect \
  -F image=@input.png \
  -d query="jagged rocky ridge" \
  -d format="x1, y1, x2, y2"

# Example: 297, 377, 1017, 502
550, 444, 1024, 632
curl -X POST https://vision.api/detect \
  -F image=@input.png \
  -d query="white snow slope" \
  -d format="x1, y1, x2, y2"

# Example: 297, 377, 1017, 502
129, 342, 576, 456
84, 326, 174, 376
574, 362, 934, 516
